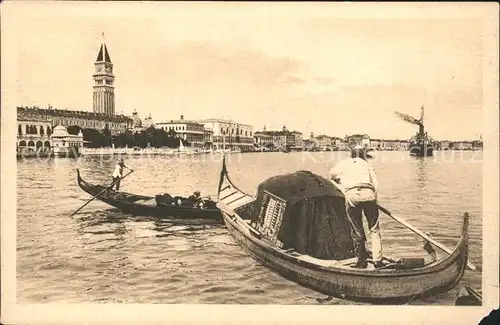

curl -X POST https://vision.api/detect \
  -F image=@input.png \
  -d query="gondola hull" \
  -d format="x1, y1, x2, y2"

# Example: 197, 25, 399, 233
216, 157, 470, 303
76, 169, 222, 220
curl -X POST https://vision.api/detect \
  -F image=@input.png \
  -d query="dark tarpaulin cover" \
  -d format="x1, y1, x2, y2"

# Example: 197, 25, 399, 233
251, 171, 355, 260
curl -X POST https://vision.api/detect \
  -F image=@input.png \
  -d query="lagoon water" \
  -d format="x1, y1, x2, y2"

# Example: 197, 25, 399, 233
16, 151, 482, 304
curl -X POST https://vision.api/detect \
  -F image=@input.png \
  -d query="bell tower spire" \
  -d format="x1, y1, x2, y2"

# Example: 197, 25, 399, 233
93, 34, 115, 115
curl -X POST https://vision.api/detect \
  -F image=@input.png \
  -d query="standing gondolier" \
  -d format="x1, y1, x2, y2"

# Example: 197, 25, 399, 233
330, 145, 384, 269
112, 158, 132, 191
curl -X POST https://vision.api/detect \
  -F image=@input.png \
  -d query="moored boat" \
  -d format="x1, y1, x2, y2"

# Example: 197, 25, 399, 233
76, 169, 222, 220
216, 156, 470, 303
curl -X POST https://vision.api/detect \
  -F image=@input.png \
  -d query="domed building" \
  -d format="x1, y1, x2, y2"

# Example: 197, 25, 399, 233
50, 125, 83, 157
132, 109, 142, 127
131, 109, 147, 133
143, 113, 154, 128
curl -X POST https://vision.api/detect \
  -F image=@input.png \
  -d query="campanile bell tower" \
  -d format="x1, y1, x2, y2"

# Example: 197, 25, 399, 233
93, 36, 115, 115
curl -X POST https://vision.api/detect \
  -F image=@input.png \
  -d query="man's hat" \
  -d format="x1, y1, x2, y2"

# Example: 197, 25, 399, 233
194, 191, 201, 196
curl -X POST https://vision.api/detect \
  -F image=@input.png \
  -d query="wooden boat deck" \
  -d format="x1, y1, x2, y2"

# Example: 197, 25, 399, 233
239, 218, 438, 271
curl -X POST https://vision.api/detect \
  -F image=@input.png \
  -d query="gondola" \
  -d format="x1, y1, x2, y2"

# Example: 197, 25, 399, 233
76, 169, 222, 219
216, 156, 470, 303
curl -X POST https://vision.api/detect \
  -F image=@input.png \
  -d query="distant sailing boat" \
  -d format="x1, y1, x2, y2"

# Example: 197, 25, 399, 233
395, 105, 434, 157
177, 137, 188, 153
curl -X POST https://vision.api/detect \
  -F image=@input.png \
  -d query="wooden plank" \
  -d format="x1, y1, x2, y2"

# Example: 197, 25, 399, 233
220, 191, 239, 201
226, 194, 248, 205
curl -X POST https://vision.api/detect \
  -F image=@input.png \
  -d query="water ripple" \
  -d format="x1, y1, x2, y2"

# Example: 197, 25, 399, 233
17, 151, 482, 305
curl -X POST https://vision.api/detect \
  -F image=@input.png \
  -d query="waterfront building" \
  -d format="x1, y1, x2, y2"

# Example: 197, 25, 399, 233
50, 125, 84, 156
438, 141, 451, 150
277, 126, 303, 148
289, 130, 304, 148
254, 132, 274, 148
370, 138, 409, 150
314, 135, 331, 150
17, 106, 133, 135
370, 139, 382, 150
254, 126, 303, 150
303, 139, 316, 151
275, 134, 288, 149
308, 135, 343, 151
197, 119, 254, 152
330, 137, 344, 150
93, 41, 115, 115
346, 134, 370, 147
452, 141, 473, 150
156, 115, 205, 148
396, 140, 410, 150
203, 128, 214, 149
381, 140, 396, 150
17, 117, 53, 152
471, 140, 483, 150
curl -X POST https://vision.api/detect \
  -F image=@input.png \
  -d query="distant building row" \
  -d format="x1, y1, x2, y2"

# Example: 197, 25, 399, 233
253, 126, 304, 150
17, 107, 256, 152
18, 106, 134, 135
302, 133, 483, 151
155, 115, 254, 151
17, 106, 482, 152
17, 117, 84, 155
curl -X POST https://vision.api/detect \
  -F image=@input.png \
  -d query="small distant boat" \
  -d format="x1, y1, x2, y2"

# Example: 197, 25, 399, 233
76, 170, 222, 219
216, 156, 470, 303
455, 286, 482, 306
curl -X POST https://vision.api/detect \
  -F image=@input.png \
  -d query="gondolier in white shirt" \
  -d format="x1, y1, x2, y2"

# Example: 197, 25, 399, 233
330, 145, 383, 269
111, 158, 132, 191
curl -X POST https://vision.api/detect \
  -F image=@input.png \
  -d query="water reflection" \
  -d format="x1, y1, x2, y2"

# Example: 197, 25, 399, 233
412, 158, 430, 210
74, 210, 130, 242
17, 151, 483, 305
415, 158, 428, 188
74, 207, 224, 241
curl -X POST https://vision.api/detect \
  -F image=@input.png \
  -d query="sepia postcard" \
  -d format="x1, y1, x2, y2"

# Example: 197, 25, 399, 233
1, 1, 499, 325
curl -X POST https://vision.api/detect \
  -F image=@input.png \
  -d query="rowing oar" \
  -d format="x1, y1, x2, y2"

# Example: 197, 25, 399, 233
69, 169, 135, 217
330, 180, 477, 271
377, 205, 476, 271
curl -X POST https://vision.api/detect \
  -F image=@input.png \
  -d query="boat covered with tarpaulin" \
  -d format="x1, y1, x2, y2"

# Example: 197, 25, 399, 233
216, 156, 469, 303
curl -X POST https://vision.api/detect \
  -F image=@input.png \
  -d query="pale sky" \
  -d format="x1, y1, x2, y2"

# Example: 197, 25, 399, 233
6, 2, 489, 140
